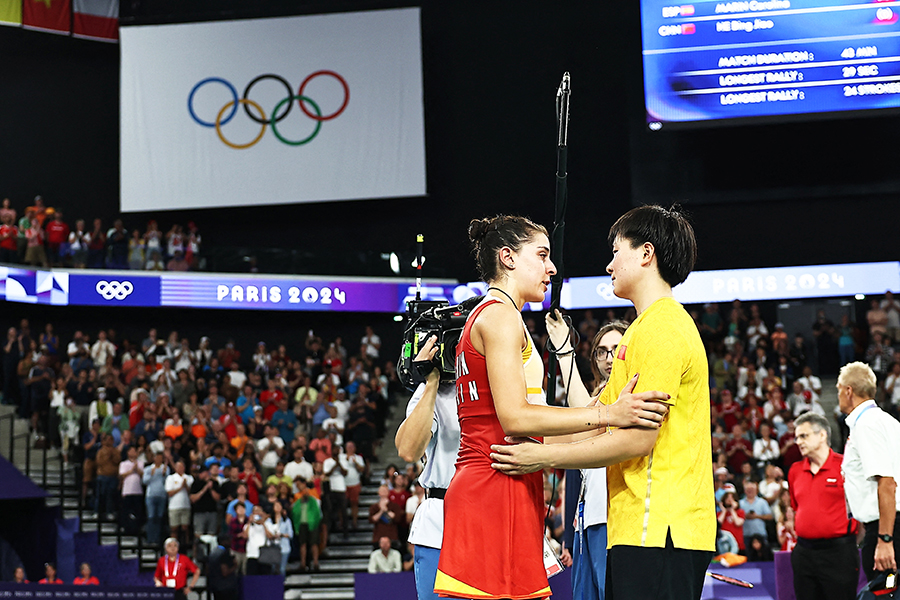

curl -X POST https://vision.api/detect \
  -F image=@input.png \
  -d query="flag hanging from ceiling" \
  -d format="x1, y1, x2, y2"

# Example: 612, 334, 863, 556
0, 0, 22, 26
73, 0, 116, 41
22, 0, 71, 34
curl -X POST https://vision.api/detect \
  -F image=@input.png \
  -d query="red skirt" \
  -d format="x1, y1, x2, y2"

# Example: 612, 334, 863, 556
435, 460, 549, 599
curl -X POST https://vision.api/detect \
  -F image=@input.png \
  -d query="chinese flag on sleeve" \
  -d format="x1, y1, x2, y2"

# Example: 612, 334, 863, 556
22, 0, 71, 34
0, 0, 22, 26
73, 0, 117, 41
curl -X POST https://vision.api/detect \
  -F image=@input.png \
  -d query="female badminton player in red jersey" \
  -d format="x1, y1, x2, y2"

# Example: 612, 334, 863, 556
434, 215, 668, 600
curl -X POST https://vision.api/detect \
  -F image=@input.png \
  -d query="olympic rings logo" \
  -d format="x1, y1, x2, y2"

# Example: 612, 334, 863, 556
96, 281, 134, 301
187, 71, 349, 149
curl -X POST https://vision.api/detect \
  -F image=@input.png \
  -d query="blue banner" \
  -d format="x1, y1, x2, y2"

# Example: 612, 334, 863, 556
0, 262, 895, 312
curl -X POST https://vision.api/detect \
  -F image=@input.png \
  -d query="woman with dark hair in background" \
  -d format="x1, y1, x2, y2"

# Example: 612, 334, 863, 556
546, 315, 629, 600
434, 215, 666, 600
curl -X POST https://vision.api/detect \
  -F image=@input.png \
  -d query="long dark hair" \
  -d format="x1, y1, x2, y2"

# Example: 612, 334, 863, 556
590, 321, 629, 394
468, 215, 547, 282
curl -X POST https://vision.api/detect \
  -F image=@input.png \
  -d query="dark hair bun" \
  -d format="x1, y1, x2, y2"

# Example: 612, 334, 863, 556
468, 218, 492, 244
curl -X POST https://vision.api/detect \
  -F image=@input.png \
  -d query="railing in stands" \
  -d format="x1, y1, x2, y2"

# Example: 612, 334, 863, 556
0, 411, 161, 573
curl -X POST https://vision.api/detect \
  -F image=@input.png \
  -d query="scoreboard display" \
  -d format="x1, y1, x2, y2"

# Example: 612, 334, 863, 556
640, 0, 900, 127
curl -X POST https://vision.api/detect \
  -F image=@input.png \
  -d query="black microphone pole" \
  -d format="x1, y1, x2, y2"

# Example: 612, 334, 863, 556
546, 72, 570, 407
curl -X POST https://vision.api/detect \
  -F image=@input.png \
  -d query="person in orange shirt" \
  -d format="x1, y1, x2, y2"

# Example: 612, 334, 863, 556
73, 562, 100, 584
164, 410, 184, 439
230, 423, 250, 459
28, 196, 48, 226
191, 406, 209, 440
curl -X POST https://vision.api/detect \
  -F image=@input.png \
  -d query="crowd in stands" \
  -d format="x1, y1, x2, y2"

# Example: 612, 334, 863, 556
0, 319, 402, 576
0, 196, 202, 271
4, 292, 900, 581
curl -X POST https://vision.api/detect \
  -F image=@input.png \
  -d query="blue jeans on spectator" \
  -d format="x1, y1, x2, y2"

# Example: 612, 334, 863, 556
96, 475, 118, 515
146, 494, 167, 544
572, 523, 608, 600
839, 342, 855, 367
413, 545, 441, 600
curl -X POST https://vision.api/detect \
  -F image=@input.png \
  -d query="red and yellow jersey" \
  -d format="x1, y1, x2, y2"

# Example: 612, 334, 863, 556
435, 298, 550, 600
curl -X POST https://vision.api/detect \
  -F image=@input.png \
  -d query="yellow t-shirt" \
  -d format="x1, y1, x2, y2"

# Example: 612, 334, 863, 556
598, 297, 715, 551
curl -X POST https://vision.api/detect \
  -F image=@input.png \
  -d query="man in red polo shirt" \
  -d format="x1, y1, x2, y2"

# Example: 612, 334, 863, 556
154, 538, 199, 600
788, 412, 859, 600
45, 211, 69, 267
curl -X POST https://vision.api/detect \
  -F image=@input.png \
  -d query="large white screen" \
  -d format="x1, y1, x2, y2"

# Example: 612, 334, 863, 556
120, 8, 426, 212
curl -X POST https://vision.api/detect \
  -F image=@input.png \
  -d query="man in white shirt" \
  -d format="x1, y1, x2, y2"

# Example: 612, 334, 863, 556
342, 441, 367, 529
67, 331, 88, 360
226, 363, 246, 390
91, 331, 116, 373
368, 536, 401, 573
881, 292, 900, 342
284, 447, 314, 490
333, 389, 351, 420
322, 405, 345, 446
837, 362, 900, 581
884, 362, 900, 417
316, 361, 341, 389
165, 460, 194, 549
256, 426, 284, 481
323, 444, 349, 536
361, 326, 381, 361
797, 366, 823, 398
151, 359, 178, 388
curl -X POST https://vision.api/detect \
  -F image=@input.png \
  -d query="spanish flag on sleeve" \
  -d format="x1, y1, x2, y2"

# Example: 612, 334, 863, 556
0, 0, 22, 26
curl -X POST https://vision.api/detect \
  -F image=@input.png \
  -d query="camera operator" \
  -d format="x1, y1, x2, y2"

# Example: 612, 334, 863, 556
395, 335, 461, 600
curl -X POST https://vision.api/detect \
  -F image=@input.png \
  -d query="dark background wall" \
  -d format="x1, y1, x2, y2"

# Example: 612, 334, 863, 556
0, 0, 897, 285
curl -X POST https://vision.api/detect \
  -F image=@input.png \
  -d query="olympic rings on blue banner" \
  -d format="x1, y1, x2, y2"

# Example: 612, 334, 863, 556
187, 71, 349, 149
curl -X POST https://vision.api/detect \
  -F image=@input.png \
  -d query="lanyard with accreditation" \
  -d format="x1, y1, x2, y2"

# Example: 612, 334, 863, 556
164, 554, 180, 588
